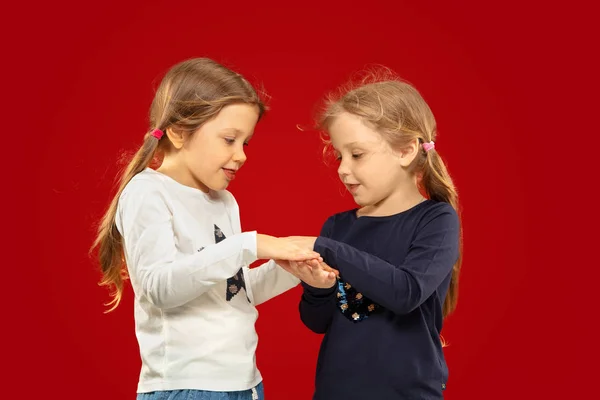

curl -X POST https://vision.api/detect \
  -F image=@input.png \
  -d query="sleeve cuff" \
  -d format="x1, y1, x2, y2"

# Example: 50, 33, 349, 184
241, 231, 258, 265
314, 236, 340, 271
272, 260, 301, 285
302, 281, 337, 297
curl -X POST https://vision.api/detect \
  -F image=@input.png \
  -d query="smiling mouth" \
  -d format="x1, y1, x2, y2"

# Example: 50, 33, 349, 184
222, 168, 237, 180
346, 184, 359, 194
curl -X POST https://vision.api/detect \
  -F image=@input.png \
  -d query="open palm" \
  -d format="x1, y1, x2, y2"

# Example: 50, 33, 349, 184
276, 259, 338, 289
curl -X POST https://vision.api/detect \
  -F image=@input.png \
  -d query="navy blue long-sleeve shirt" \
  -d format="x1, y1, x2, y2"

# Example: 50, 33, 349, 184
300, 200, 460, 400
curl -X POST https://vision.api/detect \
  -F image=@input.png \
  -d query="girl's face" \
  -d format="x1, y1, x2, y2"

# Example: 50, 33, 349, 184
166, 103, 259, 192
328, 112, 419, 210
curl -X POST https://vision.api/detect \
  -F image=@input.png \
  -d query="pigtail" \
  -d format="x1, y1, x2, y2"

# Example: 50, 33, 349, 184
421, 149, 463, 317
91, 132, 162, 312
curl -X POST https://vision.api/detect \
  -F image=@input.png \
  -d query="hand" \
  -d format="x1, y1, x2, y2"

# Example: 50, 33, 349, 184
286, 236, 318, 252
276, 259, 338, 289
276, 258, 338, 277
257, 234, 321, 261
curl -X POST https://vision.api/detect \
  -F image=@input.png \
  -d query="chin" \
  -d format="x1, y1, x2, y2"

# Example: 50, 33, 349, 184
353, 196, 368, 207
354, 195, 381, 208
211, 179, 231, 191
210, 183, 229, 192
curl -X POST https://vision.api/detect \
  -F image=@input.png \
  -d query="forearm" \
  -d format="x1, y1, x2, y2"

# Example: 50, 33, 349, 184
246, 260, 300, 306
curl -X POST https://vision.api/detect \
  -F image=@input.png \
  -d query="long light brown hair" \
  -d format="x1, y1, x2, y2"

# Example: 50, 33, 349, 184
318, 69, 462, 317
91, 58, 266, 312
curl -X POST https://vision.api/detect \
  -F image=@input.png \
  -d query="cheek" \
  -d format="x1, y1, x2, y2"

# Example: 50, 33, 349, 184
357, 156, 384, 179
376, 154, 403, 176
183, 143, 217, 172
359, 158, 399, 188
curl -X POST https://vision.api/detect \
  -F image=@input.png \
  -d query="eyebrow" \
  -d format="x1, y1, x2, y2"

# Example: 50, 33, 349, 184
342, 141, 370, 149
221, 128, 245, 135
222, 128, 253, 140
331, 141, 356, 150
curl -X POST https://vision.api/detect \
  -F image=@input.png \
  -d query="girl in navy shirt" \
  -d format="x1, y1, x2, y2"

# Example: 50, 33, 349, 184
281, 74, 462, 399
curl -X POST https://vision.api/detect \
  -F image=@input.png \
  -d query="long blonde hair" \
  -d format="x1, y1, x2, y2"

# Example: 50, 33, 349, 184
319, 70, 462, 317
91, 58, 266, 312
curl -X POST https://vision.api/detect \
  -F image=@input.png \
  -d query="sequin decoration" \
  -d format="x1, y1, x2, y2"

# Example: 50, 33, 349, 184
335, 278, 381, 322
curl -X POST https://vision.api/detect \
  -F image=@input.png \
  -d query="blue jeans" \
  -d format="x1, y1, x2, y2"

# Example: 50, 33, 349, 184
136, 382, 264, 400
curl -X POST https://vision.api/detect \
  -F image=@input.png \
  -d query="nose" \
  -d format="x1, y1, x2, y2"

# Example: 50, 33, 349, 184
233, 147, 247, 166
337, 158, 350, 179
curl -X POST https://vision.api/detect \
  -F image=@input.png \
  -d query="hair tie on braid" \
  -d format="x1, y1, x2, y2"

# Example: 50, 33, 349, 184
422, 141, 435, 152
150, 129, 164, 140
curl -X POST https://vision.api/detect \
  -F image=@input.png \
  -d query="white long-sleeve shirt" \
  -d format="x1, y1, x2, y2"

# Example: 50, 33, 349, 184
115, 168, 300, 393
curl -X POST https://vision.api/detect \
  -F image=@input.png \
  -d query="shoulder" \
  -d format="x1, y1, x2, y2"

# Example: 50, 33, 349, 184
218, 189, 239, 210
119, 169, 171, 209
319, 208, 356, 236
324, 208, 356, 225
416, 200, 460, 231
115, 170, 175, 232
334, 208, 357, 220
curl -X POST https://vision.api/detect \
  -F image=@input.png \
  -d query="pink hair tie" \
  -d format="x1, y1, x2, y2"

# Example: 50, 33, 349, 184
151, 129, 164, 139
422, 141, 435, 152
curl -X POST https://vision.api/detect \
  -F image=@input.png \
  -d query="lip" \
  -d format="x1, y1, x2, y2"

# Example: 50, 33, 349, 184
222, 168, 237, 180
346, 183, 360, 194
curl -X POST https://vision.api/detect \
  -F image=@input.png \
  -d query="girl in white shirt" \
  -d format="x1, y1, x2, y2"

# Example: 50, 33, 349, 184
92, 58, 336, 400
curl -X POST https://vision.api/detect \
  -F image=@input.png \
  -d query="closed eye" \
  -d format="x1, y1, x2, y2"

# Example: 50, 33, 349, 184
224, 138, 235, 145
335, 152, 363, 161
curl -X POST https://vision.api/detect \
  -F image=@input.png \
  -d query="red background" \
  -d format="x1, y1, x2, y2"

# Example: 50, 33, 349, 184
5, 0, 598, 399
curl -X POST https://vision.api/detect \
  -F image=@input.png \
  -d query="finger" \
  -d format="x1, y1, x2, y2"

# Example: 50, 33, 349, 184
326, 275, 337, 287
320, 262, 339, 277
311, 263, 327, 280
292, 251, 321, 261
302, 256, 323, 263
290, 262, 312, 280
297, 263, 315, 279
306, 261, 317, 270
319, 270, 336, 286
317, 261, 333, 273
297, 261, 313, 271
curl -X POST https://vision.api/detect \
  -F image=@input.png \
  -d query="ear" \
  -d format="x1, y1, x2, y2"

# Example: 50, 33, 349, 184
165, 127, 185, 150
397, 138, 420, 167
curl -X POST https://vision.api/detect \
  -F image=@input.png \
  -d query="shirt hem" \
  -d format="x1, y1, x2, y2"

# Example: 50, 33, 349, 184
137, 375, 263, 393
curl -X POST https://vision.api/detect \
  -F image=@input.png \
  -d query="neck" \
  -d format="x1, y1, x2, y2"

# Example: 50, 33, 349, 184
157, 156, 209, 193
358, 181, 425, 217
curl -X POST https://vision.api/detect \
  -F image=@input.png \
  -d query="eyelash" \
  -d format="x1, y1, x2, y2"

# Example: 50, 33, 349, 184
225, 138, 249, 146
336, 153, 363, 160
